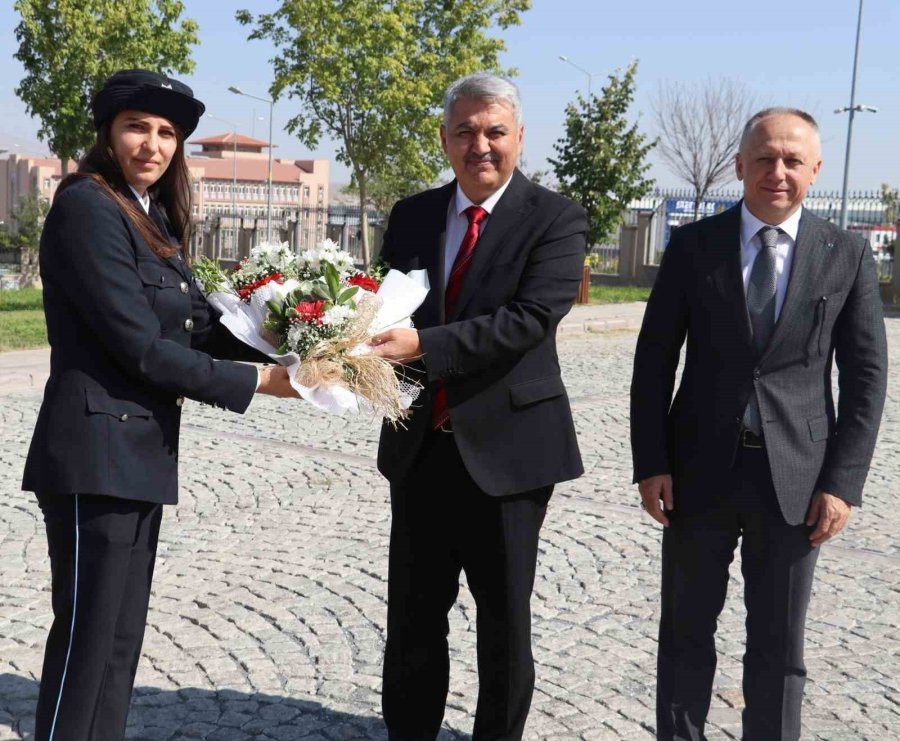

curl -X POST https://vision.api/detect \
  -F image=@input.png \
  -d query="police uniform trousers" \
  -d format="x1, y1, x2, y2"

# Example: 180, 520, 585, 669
656, 441, 820, 741
382, 430, 552, 741
34, 492, 162, 741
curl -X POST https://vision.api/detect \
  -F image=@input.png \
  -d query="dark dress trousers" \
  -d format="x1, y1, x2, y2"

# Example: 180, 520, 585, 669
377, 169, 586, 740
22, 178, 261, 741
630, 203, 887, 741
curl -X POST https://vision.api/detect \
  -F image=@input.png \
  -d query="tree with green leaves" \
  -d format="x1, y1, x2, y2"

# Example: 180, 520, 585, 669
236, 0, 530, 266
9, 193, 50, 287
550, 61, 656, 248
14, 0, 199, 176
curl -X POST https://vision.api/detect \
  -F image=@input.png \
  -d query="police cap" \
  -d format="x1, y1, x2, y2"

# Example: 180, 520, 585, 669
91, 69, 205, 137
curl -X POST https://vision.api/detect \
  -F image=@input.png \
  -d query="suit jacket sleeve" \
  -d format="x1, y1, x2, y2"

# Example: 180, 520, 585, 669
42, 183, 257, 412
416, 200, 586, 380
630, 228, 690, 482
816, 240, 888, 503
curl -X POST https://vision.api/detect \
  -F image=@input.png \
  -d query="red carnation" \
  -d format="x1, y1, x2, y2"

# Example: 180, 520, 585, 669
293, 299, 326, 326
237, 271, 284, 301
347, 273, 380, 294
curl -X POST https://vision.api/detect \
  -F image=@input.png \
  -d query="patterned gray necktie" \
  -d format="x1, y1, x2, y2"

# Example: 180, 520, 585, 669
742, 226, 780, 434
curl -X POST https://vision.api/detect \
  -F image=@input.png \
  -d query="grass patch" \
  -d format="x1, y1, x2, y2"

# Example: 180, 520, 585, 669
589, 285, 651, 304
0, 309, 48, 351
0, 288, 44, 311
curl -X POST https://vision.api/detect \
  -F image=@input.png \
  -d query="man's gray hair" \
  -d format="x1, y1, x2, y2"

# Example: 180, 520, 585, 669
739, 107, 820, 150
443, 73, 522, 127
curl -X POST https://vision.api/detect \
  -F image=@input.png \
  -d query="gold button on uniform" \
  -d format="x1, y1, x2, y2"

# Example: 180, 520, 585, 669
180, 281, 189, 294
183, 318, 194, 331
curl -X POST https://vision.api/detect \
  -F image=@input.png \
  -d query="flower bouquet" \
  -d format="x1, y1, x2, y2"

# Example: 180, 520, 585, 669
193, 240, 429, 422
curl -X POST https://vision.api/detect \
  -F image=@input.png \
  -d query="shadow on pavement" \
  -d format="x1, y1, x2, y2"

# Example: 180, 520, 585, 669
0, 672, 471, 740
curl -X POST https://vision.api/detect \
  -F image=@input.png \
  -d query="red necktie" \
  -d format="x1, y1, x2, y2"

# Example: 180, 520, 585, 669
432, 205, 488, 430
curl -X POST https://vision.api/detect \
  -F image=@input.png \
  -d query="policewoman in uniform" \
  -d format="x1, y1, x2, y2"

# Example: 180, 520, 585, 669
22, 69, 297, 740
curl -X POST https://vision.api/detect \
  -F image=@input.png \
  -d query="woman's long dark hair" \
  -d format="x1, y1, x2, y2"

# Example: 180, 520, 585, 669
56, 117, 193, 262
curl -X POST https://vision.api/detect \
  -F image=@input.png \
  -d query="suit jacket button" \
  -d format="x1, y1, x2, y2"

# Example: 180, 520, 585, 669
184, 318, 194, 331
753, 369, 761, 380
176, 396, 185, 407
180, 281, 190, 294
119, 413, 129, 422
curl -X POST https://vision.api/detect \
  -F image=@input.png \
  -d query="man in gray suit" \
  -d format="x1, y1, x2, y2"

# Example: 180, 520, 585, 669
630, 108, 888, 740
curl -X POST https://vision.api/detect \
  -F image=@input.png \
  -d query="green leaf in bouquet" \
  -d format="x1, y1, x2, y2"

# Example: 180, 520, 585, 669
337, 286, 360, 305
323, 262, 341, 299
192, 256, 229, 293
311, 283, 332, 301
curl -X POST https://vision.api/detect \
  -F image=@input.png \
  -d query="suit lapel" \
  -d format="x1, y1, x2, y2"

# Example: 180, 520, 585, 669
148, 204, 188, 279
415, 183, 454, 329
709, 204, 752, 349
762, 208, 828, 361
449, 170, 533, 321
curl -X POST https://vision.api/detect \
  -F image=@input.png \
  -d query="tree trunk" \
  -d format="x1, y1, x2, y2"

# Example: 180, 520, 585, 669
693, 193, 702, 222
358, 175, 371, 268
61, 156, 70, 178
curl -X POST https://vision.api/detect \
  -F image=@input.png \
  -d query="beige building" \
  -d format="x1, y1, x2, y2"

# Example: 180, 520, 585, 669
187, 133, 329, 257
0, 154, 75, 228
1, 134, 329, 258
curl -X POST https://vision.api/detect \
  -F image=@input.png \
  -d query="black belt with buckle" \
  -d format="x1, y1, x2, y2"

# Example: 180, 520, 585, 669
740, 429, 765, 449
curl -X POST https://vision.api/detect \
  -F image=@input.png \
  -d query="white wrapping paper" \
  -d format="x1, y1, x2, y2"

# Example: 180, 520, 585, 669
205, 269, 430, 416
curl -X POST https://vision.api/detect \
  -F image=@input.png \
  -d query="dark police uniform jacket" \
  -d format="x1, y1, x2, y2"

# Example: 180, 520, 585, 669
22, 178, 260, 504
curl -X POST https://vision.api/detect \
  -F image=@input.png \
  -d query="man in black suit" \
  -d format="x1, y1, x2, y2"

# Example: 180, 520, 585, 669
370, 73, 587, 740
630, 108, 888, 740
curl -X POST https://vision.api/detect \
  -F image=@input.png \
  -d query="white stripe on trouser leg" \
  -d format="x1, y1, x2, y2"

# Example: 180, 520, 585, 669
48, 494, 80, 741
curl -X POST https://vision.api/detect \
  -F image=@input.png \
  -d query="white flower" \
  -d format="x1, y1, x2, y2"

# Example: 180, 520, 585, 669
296, 249, 322, 271
321, 304, 356, 327
295, 239, 357, 277
250, 241, 293, 269
287, 322, 310, 351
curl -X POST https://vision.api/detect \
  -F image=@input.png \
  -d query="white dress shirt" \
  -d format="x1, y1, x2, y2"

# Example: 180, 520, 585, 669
128, 185, 151, 214
740, 202, 801, 320
443, 176, 514, 288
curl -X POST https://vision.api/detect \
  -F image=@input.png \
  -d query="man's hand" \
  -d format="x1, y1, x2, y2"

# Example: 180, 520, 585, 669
257, 365, 300, 398
369, 328, 423, 363
806, 491, 851, 547
638, 474, 674, 527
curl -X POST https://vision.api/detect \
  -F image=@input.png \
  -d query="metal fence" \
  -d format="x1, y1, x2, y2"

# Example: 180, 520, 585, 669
190, 205, 386, 264
588, 188, 895, 276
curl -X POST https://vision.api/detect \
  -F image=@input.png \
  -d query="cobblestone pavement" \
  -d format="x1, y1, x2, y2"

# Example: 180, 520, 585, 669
1, 318, 899, 740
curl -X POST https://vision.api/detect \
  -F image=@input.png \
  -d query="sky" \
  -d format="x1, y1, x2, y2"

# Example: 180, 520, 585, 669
1, 0, 897, 194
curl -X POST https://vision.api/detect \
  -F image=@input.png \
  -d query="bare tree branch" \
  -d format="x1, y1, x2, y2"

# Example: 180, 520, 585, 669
653, 78, 757, 219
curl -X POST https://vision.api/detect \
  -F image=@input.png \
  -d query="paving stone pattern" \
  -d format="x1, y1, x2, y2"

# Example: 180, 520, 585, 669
1, 321, 899, 740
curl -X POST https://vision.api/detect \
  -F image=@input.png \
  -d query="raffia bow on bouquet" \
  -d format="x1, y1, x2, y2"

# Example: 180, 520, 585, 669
193, 240, 429, 422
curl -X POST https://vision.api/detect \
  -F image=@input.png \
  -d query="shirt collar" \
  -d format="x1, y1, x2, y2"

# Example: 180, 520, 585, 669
128, 185, 151, 214
454, 175, 514, 217
740, 201, 802, 247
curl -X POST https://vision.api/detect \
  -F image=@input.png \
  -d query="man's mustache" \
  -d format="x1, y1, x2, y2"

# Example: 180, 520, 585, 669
465, 154, 499, 163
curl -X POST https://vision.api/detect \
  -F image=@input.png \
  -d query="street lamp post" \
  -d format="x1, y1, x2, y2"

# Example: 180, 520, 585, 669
835, 0, 877, 230
229, 85, 274, 242
558, 55, 601, 98
207, 115, 239, 259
